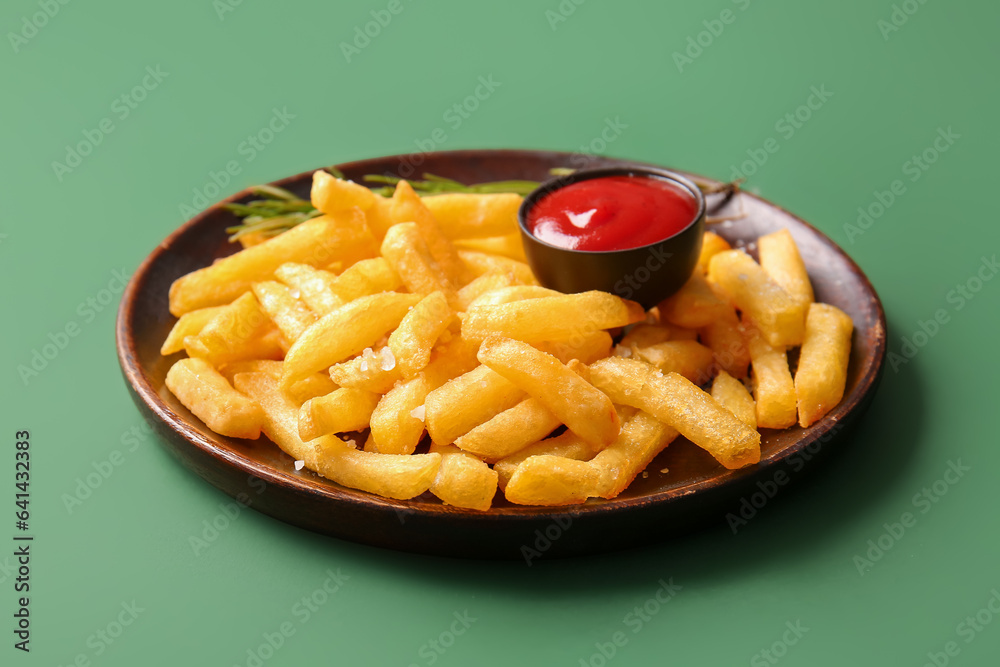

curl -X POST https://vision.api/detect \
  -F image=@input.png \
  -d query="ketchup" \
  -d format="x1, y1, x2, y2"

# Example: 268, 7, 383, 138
527, 175, 699, 251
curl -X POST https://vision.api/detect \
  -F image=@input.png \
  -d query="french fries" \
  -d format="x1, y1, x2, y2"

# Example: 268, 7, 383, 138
166, 358, 264, 439
478, 337, 620, 448
160, 306, 225, 355
589, 357, 760, 469
453, 397, 562, 462
161, 174, 858, 510
493, 429, 596, 491
298, 388, 380, 441
380, 222, 455, 297
388, 291, 453, 377
795, 304, 853, 427
695, 231, 731, 274
708, 249, 808, 347
169, 211, 377, 315
745, 321, 797, 430
428, 444, 499, 510
630, 340, 715, 384
711, 370, 757, 430
588, 410, 678, 499
658, 273, 730, 329
422, 192, 522, 239
759, 229, 814, 307
274, 263, 342, 316
252, 281, 317, 342
462, 291, 644, 343
184, 292, 282, 366
504, 455, 600, 506
424, 365, 524, 445
282, 291, 421, 386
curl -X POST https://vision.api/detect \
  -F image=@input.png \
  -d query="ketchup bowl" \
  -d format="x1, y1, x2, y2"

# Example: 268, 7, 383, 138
518, 166, 706, 309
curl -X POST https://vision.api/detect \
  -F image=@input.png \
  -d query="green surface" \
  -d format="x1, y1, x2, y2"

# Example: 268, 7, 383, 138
2, 0, 998, 664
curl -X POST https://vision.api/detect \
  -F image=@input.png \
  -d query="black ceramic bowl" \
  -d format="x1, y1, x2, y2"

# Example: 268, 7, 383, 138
517, 166, 706, 309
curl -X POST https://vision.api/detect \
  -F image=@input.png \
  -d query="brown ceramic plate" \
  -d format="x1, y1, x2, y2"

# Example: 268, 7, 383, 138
116, 149, 886, 560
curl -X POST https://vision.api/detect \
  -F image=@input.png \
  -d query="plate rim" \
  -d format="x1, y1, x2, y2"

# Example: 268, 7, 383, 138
116, 148, 888, 524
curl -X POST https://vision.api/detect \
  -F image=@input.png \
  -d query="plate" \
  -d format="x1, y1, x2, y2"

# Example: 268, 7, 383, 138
116, 149, 887, 559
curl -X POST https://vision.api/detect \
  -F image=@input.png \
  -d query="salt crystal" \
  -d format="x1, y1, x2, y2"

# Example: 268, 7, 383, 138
379, 347, 396, 371
410, 405, 426, 421
345, 439, 357, 449
289, 288, 301, 299
294, 460, 305, 471
359, 360, 368, 371
642, 471, 649, 479
614, 345, 632, 358
660, 468, 669, 474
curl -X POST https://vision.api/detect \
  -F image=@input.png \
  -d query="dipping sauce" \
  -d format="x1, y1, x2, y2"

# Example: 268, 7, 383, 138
526, 175, 699, 251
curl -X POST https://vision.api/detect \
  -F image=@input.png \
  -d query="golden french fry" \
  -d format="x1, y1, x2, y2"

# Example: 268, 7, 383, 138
758, 228, 814, 306
658, 272, 730, 329
274, 263, 343, 316
504, 455, 600, 506
367, 336, 480, 454
427, 444, 498, 511
310, 170, 377, 213
536, 330, 613, 365
390, 180, 467, 284
708, 249, 807, 347
795, 303, 853, 427
327, 346, 402, 394
329, 257, 402, 302
252, 281, 317, 342
453, 397, 562, 462
165, 358, 264, 439
711, 370, 757, 430
631, 340, 715, 384
478, 337, 620, 448
285, 373, 338, 405
282, 291, 421, 387
424, 364, 525, 445
462, 291, 644, 343
219, 360, 336, 405
388, 291, 453, 377
589, 357, 760, 469
161, 306, 225, 355
169, 211, 377, 315
380, 222, 455, 297
494, 430, 596, 490
698, 305, 750, 379
237, 232, 269, 249
184, 292, 278, 366
363, 194, 395, 240
468, 285, 560, 308
220, 359, 285, 380
455, 233, 527, 262
588, 410, 678, 499
619, 324, 672, 349
235, 371, 439, 499
422, 192, 522, 239
456, 272, 515, 310
695, 231, 731, 274
458, 250, 538, 286
298, 388, 380, 441
310, 436, 441, 500
368, 377, 429, 455
745, 321, 797, 429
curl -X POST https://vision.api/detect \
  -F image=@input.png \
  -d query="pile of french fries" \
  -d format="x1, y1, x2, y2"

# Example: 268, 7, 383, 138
160, 170, 854, 509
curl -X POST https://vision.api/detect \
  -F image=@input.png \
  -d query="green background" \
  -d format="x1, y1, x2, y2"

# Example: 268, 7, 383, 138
2, 0, 998, 664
